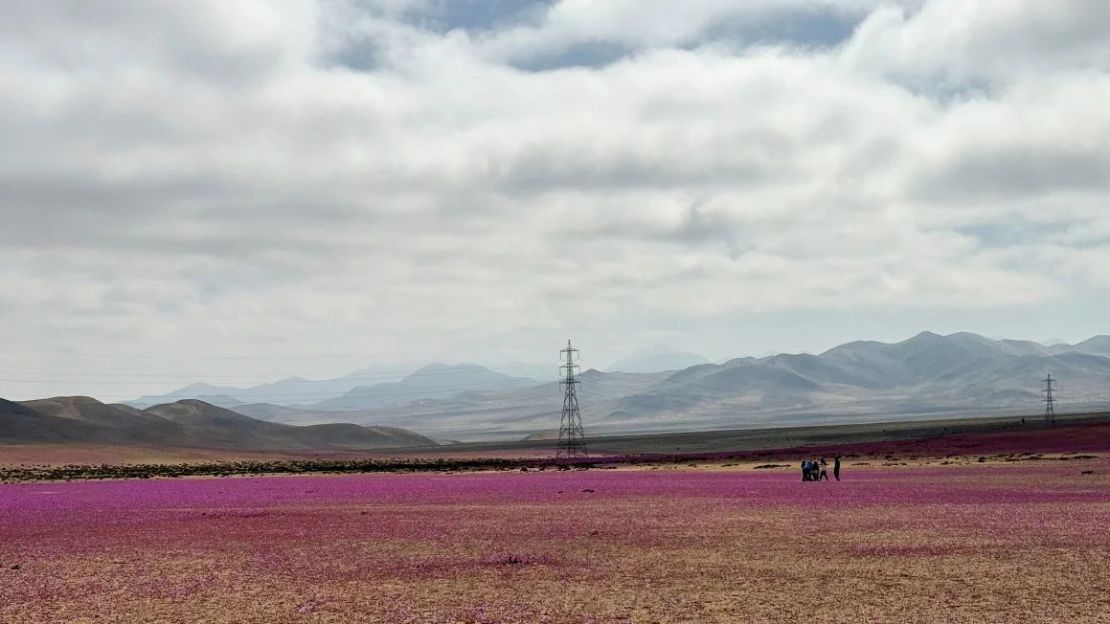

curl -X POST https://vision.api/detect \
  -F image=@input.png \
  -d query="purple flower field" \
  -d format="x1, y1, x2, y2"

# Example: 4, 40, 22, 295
2, 460, 1109, 623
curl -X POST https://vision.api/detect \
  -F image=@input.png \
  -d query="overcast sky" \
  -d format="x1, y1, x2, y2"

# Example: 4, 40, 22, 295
3, 0, 1110, 401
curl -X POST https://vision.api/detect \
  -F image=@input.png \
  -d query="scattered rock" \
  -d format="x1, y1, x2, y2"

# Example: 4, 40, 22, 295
10, 564, 20, 570
581, 488, 595, 493
1081, 470, 1094, 475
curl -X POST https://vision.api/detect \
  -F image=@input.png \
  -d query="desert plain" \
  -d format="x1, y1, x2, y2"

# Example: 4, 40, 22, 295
2, 419, 1109, 623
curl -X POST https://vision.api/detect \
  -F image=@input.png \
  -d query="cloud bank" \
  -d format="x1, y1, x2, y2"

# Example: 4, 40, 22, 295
2, 0, 1109, 399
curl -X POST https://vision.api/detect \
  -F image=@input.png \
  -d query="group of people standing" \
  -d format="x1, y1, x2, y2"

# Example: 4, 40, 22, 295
801, 456, 841, 482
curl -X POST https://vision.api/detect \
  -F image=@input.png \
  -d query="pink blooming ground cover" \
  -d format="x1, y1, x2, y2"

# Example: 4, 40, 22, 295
2, 461, 1109, 623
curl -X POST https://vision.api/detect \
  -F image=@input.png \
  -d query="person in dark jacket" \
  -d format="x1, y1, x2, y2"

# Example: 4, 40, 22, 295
833, 455, 842, 481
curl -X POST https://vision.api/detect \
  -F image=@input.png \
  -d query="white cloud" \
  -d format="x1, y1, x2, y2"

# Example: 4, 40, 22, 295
1, 0, 1108, 399
842, 0, 1110, 87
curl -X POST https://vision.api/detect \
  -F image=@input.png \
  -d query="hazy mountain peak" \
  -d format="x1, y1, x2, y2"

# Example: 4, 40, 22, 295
902, 330, 945, 344
819, 339, 883, 357
578, 368, 604, 380
145, 399, 255, 425
947, 331, 994, 343
410, 362, 484, 376
1070, 335, 1110, 356
312, 361, 534, 411
193, 394, 247, 408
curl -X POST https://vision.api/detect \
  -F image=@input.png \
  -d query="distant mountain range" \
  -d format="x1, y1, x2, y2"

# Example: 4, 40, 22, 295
21, 331, 1110, 445
126, 363, 538, 410
595, 332, 1110, 430
126, 352, 714, 410
1, 396, 435, 450
221, 331, 1110, 441
313, 363, 534, 410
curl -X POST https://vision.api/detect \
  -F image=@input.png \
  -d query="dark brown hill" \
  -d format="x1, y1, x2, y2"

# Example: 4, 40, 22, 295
1, 397, 434, 450
286, 423, 437, 449
18, 396, 186, 446
1, 397, 110, 443
143, 400, 436, 449
23, 396, 170, 428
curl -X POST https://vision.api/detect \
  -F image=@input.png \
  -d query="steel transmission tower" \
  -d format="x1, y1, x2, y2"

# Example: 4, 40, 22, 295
556, 340, 588, 459
1042, 373, 1056, 426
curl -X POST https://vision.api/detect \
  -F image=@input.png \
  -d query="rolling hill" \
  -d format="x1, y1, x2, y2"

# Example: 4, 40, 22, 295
0, 397, 115, 444
1, 397, 435, 450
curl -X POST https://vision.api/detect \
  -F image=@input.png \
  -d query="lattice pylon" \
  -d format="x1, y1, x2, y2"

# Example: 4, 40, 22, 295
556, 340, 588, 459
1043, 373, 1056, 426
